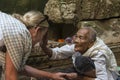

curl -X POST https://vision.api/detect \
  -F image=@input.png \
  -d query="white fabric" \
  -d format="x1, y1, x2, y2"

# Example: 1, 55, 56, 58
51, 44, 76, 60
83, 37, 118, 80
51, 37, 118, 80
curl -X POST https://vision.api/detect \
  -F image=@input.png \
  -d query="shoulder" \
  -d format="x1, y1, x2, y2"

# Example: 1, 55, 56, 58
0, 11, 25, 28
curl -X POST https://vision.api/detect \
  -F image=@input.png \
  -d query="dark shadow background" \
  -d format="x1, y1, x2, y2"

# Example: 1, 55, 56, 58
0, 0, 48, 14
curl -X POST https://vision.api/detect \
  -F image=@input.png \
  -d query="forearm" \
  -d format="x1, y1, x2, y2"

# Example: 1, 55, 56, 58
65, 73, 95, 80
41, 46, 52, 57
6, 52, 18, 80
23, 65, 54, 79
80, 76, 95, 80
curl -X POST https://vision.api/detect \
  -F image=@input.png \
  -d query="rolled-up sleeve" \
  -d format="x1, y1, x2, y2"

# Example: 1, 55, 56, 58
2, 24, 32, 71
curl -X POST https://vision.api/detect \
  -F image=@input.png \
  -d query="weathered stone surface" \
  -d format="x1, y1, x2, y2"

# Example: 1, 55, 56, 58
44, 0, 120, 23
76, 0, 120, 20
44, 0, 76, 23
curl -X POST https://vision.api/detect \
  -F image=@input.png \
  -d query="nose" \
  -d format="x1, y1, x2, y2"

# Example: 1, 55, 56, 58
73, 37, 80, 44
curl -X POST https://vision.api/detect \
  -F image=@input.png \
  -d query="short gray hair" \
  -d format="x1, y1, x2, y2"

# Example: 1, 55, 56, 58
81, 27, 97, 42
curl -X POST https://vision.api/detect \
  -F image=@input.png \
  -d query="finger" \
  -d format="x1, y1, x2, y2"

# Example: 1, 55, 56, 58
60, 78, 66, 80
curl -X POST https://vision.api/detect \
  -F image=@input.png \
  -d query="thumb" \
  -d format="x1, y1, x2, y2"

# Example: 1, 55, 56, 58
59, 77, 66, 80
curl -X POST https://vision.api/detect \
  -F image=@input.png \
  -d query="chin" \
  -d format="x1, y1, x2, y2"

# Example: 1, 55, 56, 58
75, 46, 84, 52
74, 47, 81, 52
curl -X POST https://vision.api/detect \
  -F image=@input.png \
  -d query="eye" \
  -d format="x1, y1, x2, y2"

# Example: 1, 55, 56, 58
79, 36, 84, 39
74, 35, 77, 38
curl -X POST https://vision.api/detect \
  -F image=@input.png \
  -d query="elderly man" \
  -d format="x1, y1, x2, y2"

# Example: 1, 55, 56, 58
41, 27, 118, 80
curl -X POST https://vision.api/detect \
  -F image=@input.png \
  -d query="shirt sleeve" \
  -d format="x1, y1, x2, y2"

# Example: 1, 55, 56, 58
92, 51, 108, 80
51, 44, 75, 60
4, 33, 23, 71
3, 27, 31, 71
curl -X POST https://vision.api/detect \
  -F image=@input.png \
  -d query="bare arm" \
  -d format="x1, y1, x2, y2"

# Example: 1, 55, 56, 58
5, 52, 18, 80
79, 76, 95, 80
22, 65, 66, 80
65, 73, 95, 80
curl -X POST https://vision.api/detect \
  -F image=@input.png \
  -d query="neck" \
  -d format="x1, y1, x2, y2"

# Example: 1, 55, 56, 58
80, 49, 88, 54
81, 42, 94, 54
88, 42, 94, 48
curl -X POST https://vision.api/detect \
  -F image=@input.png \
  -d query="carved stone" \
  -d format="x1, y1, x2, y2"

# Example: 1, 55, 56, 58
44, 0, 76, 23
76, 0, 120, 20
44, 0, 120, 23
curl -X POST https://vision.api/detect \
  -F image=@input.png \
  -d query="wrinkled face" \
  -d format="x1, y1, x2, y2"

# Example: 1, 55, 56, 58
73, 29, 92, 54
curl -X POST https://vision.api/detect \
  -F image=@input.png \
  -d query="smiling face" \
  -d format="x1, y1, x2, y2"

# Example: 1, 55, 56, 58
73, 28, 95, 54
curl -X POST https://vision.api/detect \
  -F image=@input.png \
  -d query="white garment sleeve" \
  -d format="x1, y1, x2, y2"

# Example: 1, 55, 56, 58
50, 44, 75, 60
92, 51, 108, 80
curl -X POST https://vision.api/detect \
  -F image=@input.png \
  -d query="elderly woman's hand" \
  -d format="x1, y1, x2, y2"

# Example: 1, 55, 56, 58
51, 72, 67, 80
64, 73, 78, 80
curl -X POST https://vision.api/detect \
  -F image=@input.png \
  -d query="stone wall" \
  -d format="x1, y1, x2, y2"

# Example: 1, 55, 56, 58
44, 0, 120, 44
44, 0, 76, 23
44, 0, 120, 23
76, 0, 120, 20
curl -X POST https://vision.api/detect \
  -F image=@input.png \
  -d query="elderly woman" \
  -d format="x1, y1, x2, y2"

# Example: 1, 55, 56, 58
41, 27, 118, 80
0, 11, 66, 80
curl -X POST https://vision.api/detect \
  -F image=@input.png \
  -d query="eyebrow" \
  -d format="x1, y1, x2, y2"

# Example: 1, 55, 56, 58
75, 34, 84, 37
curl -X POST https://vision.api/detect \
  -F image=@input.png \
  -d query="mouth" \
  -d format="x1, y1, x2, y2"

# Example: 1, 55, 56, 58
74, 44, 81, 52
